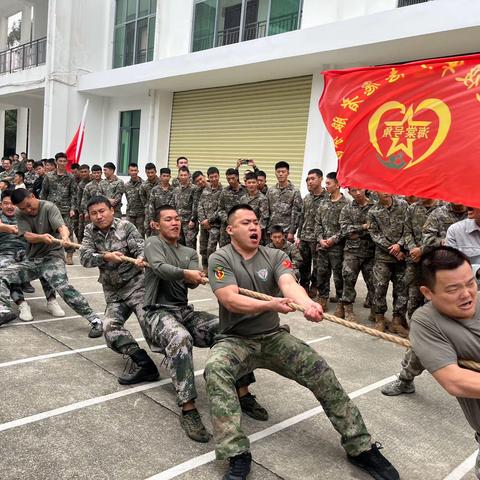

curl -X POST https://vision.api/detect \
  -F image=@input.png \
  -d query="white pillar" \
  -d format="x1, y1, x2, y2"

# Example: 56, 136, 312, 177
21, 4, 33, 44
0, 16, 8, 50
28, 100, 43, 159
16, 107, 29, 154
0, 110, 5, 156
32, 1, 48, 39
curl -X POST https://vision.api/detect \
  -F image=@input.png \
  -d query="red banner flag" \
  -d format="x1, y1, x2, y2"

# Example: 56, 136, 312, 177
319, 53, 480, 207
65, 100, 88, 172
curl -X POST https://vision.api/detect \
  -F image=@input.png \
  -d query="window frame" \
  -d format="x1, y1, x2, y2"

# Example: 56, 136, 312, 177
117, 110, 141, 175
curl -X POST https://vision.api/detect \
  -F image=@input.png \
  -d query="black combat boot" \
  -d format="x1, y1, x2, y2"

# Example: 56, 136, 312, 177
347, 443, 400, 480
118, 349, 160, 385
224, 452, 252, 480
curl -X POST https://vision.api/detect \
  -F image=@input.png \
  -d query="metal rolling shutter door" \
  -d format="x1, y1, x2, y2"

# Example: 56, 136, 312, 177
168, 75, 312, 188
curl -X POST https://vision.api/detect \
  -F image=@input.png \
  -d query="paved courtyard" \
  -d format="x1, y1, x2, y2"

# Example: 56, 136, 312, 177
0, 257, 477, 480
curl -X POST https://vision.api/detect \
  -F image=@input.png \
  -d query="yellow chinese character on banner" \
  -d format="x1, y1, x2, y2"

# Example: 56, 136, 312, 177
441, 61, 464, 77
405, 126, 417, 139
386, 68, 405, 83
417, 126, 429, 139
383, 126, 393, 138
336, 151, 344, 160
456, 64, 480, 89
362, 81, 380, 96
393, 126, 404, 138
333, 137, 344, 147
340, 96, 364, 112
331, 117, 347, 133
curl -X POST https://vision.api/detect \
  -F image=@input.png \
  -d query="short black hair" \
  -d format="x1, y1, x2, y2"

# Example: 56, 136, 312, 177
45, 158, 56, 167
227, 203, 255, 224
128, 163, 138, 169
2, 157, 11, 163
55, 152, 67, 161
157, 204, 177, 220
71, 163, 80, 171
0, 180, 11, 188
1, 189, 12, 200
178, 166, 190, 174
207, 167, 219, 176
33, 161, 44, 169
257, 170, 266, 178
103, 162, 116, 171
269, 225, 284, 235
244, 172, 257, 181
26, 159, 34, 165
87, 195, 112, 212
275, 161, 289, 171
79, 164, 90, 170
420, 246, 471, 291
176, 156, 188, 165
91, 164, 102, 172
192, 170, 204, 182
308, 168, 323, 178
160, 167, 171, 175
11, 188, 32, 205
226, 168, 239, 177
326, 171, 338, 181
15, 171, 25, 180
145, 162, 156, 171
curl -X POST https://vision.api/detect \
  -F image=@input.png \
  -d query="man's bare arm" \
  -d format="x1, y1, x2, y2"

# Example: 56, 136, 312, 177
433, 364, 480, 398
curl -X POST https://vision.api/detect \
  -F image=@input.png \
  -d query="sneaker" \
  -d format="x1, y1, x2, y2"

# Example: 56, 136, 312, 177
180, 409, 211, 443
381, 379, 415, 396
18, 302, 33, 322
88, 321, 103, 339
47, 299, 65, 317
21, 282, 35, 294
224, 452, 252, 480
0, 308, 17, 326
347, 443, 399, 480
118, 349, 160, 385
239, 393, 269, 421
329, 296, 339, 303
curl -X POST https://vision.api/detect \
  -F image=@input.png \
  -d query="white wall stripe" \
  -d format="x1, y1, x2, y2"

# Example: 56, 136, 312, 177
0, 336, 332, 432
145, 374, 397, 480
443, 450, 477, 480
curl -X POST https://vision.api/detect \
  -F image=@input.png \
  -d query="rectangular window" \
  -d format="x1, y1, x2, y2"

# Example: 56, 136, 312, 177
113, 0, 157, 68
192, 0, 302, 52
118, 110, 141, 175
398, 0, 429, 6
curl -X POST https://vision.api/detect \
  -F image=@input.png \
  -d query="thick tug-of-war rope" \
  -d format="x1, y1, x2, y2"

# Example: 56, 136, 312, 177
54, 239, 480, 372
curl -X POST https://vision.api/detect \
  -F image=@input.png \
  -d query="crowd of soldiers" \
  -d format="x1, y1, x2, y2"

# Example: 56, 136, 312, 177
0, 152, 469, 341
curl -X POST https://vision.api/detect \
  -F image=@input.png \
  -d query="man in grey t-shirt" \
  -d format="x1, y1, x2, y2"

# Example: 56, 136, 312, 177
205, 204, 399, 480
142, 205, 266, 444
0, 189, 103, 338
409, 246, 480, 478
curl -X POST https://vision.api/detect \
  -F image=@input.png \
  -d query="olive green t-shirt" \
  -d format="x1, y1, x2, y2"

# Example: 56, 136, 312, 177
16, 200, 65, 260
208, 244, 296, 336
410, 299, 480, 433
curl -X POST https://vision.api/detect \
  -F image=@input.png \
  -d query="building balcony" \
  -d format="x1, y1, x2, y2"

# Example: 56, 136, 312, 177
0, 37, 47, 75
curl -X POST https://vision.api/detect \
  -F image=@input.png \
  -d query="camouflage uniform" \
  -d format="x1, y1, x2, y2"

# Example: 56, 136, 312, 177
367, 197, 408, 316
266, 181, 302, 235
99, 176, 126, 218
339, 199, 375, 305
0, 169, 15, 182
266, 241, 302, 279
125, 177, 145, 236
80, 179, 103, 216
0, 213, 55, 303
173, 183, 196, 248
218, 185, 246, 247
139, 176, 161, 236
76, 178, 90, 243
24, 170, 37, 190
404, 201, 441, 318
239, 191, 269, 231
145, 184, 176, 234
40, 172, 78, 252
190, 184, 204, 260
79, 218, 146, 354
422, 203, 468, 247
314, 194, 350, 300
197, 184, 223, 267
297, 190, 327, 290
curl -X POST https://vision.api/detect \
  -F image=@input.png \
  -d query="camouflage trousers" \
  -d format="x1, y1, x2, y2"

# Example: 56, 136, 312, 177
0, 257, 95, 321
341, 253, 375, 305
0, 255, 55, 303
126, 214, 145, 237
373, 260, 407, 316
179, 222, 197, 249
299, 240, 319, 290
219, 224, 231, 248
77, 214, 86, 243
201, 226, 220, 268
60, 212, 75, 254
317, 248, 344, 300
103, 287, 144, 355
204, 328, 371, 459
199, 228, 208, 269
405, 262, 424, 319
398, 348, 425, 383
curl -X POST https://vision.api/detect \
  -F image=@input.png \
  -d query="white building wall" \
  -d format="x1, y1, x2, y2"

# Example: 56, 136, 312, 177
28, 98, 43, 158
